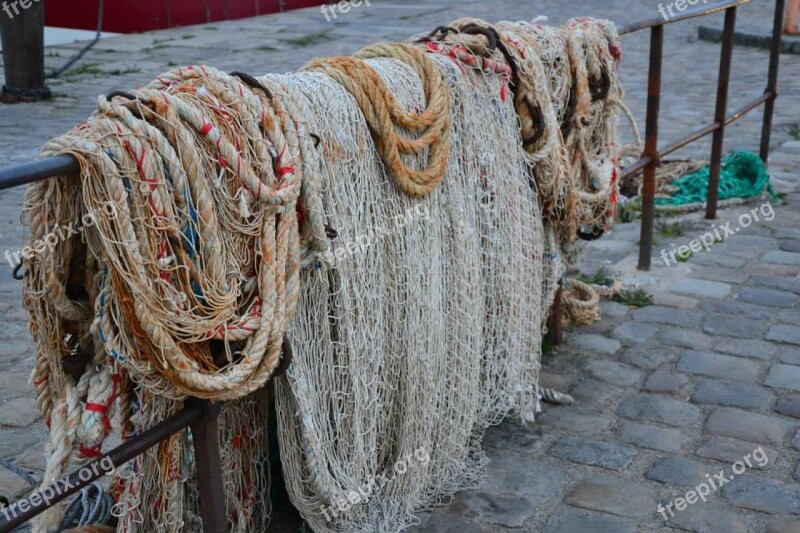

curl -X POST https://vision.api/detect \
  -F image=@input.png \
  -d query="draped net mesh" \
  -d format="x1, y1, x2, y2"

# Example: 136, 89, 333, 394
18, 16, 625, 533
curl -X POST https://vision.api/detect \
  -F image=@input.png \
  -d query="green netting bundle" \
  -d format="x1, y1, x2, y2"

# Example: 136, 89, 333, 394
655, 150, 775, 206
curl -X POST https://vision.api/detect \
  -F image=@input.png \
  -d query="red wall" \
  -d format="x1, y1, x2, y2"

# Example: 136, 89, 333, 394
45, 0, 326, 33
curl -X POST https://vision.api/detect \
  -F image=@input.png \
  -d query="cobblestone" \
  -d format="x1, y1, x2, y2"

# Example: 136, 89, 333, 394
632, 306, 702, 328
619, 346, 679, 369
766, 364, 800, 392
643, 371, 691, 396
670, 279, 732, 299
714, 337, 777, 360
704, 408, 795, 446
569, 334, 621, 355
618, 422, 691, 453
703, 313, 770, 339
753, 275, 800, 294
449, 492, 535, 528
693, 379, 775, 410
659, 328, 713, 350
677, 351, 761, 382
736, 288, 798, 308
694, 266, 751, 284
701, 299, 776, 320
568, 379, 628, 410
768, 515, 800, 533
722, 475, 800, 515
564, 475, 656, 519
548, 437, 637, 471
582, 360, 644, 387
483, 423, 552, 456
599, 300, 630, 318
611, 322, 657, 344
616, 394, 702, 427
0, 397, 41, 428
768, 325, 800, 346
776, 395, 800, 419
646, 457, 715, 488
480, 455, 565, 503
664, 503, 751, 533
537, 407, 616, 436
408, 513, 484, 533
543, 510, 637, 533
762, 250, 800, 266
781, 310, 800, 326
695, 437, 778, 470
780, 348, 800, 366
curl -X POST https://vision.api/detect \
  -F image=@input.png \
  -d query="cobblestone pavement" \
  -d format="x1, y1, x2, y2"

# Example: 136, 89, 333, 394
2, 0, 800, 531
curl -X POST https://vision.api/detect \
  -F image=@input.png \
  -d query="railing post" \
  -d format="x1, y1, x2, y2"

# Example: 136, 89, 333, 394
637, 25, 664, 271
705, 6, 738, 220
188, 399, 228, 533
547, 282, 563, 345
759, 0, 785, 162
0, 0, 50, 101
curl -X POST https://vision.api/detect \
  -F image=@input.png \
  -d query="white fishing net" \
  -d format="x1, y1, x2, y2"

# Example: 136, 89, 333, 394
20, 15, 626, 533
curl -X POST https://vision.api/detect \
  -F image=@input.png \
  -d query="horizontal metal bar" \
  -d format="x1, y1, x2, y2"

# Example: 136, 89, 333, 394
621, 157, 652, 179
725, 92, 772, 126
7, 93, 770, 191
0, 401, 203, 532
619, 0, 751, 35
620, 90, 771, 180
660, 122, 719, 159
0, 154, 79, 191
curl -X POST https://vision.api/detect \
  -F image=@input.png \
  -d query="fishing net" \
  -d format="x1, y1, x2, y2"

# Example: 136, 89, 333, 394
654, 150, 774, 208
18, 16, 628, 533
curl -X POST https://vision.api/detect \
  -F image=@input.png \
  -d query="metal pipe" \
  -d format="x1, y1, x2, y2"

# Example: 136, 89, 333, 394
618, 0, 751, 35
189, 400, 228, 533
760, 0, 785, 162
638, 25, 664, 271
621, 92, 774, 181
659, 123, 720, 160
0, 155, 80, 192
620, 157, 652, 180
546, 282, 563, 345
705, 6, 737, 220
0, 402, 203, 532
725, 93, 771, 127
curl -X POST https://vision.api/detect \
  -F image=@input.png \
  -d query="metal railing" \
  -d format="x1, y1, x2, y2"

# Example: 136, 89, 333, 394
618, 0, 785, 270
0, 400, 227, 532
0, 2, 787, 531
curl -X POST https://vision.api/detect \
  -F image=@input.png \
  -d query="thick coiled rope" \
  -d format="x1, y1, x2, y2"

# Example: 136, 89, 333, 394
303, 43, 452, 197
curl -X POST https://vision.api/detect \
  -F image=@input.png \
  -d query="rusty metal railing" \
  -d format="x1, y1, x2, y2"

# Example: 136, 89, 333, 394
0, 2, 788, 530
619, 0, 785, 270
0, 400, 227, 532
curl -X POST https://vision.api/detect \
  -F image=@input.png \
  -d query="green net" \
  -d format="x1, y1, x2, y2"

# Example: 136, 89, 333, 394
655, 150, 775, 206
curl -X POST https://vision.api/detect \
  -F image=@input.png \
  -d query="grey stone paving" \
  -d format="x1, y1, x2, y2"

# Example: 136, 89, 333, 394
1, 0, 800, 532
